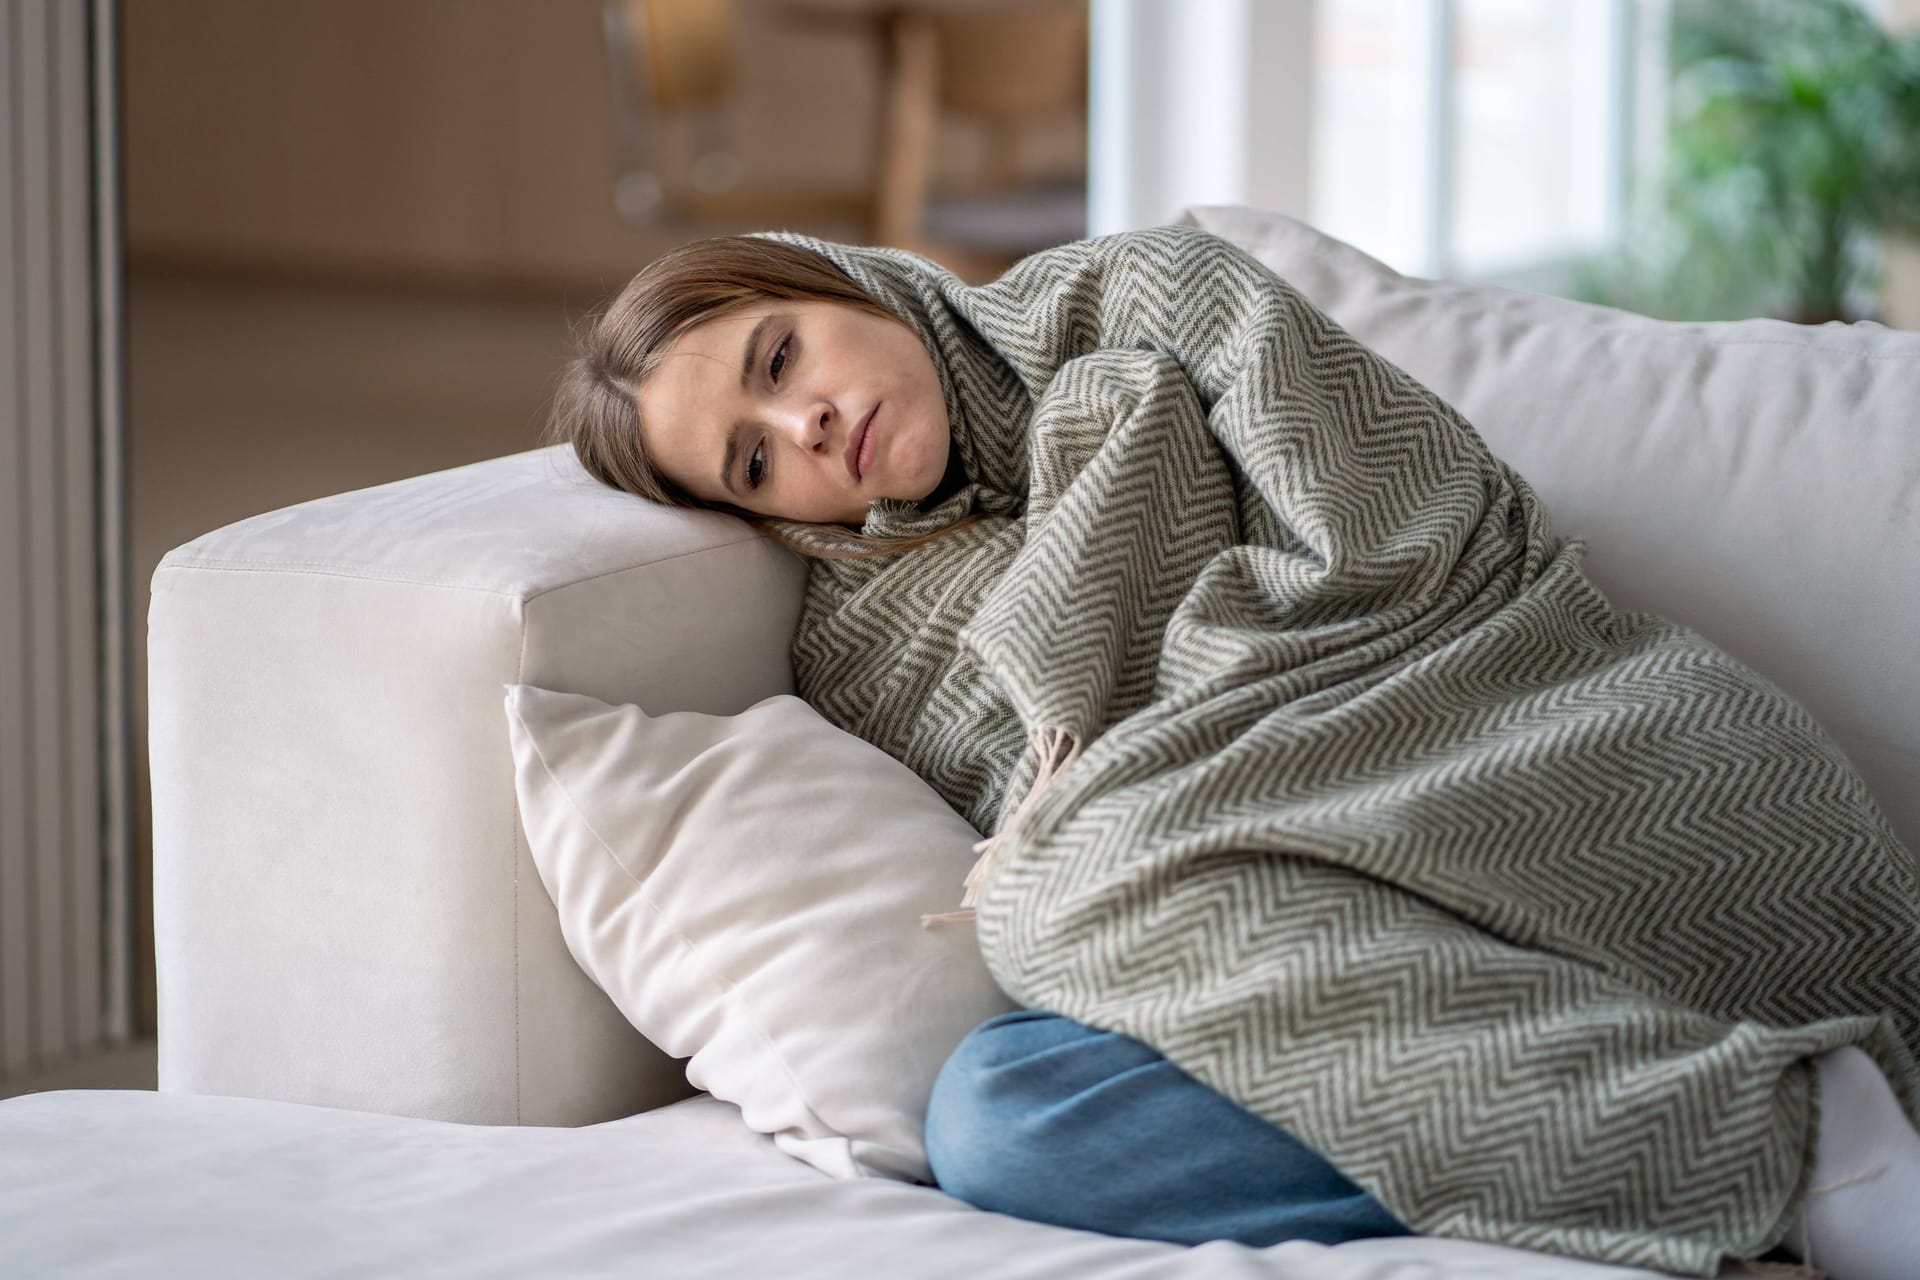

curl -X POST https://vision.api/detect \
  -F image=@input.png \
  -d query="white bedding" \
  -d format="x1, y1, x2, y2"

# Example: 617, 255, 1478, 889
1, 1088, 1784, 1278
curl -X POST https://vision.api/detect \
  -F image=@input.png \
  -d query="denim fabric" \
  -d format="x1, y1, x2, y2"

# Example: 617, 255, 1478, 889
925, 1009, 1413, 1248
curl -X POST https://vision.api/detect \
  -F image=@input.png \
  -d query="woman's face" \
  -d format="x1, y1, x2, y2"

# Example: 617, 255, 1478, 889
634, 299, 951, 526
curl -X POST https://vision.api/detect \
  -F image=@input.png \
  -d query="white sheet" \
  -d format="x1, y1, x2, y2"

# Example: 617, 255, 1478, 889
0, 1089, 1783, 1278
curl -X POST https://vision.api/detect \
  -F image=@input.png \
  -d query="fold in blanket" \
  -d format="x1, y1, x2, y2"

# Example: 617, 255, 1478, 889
775, 224, 1920, 1277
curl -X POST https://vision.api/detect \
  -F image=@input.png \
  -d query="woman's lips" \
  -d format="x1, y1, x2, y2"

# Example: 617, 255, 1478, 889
846, 405, 878, 480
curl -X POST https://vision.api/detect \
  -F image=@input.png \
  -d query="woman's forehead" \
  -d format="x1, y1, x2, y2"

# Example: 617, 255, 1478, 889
652, 307, 780, 394
673, 305, 776, 357
632, 340, 736, 503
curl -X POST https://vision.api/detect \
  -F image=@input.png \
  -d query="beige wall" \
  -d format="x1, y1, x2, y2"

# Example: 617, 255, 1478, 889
123, 0, 1083, 292
129, 1, 626, 287
123, 0, 856, 289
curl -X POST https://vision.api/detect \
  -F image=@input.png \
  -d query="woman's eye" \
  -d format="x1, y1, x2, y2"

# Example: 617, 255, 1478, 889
768, 335, 789, 383
746, 439, 766, 490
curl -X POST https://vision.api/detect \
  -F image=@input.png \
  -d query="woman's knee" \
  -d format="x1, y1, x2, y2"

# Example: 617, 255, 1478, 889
924, 1009, 1414, 1248
924, 1010, 1097, 1205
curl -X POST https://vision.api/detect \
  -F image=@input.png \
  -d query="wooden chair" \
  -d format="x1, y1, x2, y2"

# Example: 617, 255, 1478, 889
871, 2, 1088, 280
600, 0, 871, 229
602, 0, 1088, 278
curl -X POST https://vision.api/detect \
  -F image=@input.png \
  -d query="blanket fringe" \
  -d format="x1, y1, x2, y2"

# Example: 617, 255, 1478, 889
1742, 1160, 1893, 1280
922, 725, 1080, 928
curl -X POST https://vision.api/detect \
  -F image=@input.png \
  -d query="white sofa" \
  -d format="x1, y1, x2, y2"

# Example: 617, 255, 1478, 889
3, 207, 1915, 1279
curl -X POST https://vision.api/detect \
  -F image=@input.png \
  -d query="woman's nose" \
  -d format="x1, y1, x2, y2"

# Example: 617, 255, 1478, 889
775, 401, 834, 450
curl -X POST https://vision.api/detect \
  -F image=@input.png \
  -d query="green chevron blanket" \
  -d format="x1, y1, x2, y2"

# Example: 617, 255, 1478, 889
770, 224, 1920, 1275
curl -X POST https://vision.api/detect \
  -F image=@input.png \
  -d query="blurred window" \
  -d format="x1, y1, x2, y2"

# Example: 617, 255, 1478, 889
1314, 0, 1655, 283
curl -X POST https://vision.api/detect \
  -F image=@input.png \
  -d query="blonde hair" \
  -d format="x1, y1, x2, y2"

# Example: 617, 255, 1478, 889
542, 235, 979, 559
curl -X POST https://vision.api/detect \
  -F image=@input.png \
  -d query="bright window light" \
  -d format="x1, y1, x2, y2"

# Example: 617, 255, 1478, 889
1314, 0, 1638, 282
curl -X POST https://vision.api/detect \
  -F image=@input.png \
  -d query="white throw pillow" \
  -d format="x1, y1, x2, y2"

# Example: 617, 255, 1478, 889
503, 684, 1018, 1183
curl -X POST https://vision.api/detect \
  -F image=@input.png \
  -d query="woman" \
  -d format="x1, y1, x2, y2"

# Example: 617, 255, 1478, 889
546, 227, 1920, 1280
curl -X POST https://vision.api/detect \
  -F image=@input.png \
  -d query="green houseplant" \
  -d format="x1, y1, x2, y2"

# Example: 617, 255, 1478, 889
1580, 0, 1920, 323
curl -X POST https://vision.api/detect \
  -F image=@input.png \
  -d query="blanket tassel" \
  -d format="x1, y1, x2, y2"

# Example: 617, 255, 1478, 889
922, 725, 1080, 929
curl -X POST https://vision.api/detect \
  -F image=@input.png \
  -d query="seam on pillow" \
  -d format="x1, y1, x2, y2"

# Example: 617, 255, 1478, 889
1223, 226, 1392, 279
1208, 214, 1920, 363
156, 534, 773, 600
513, 604, 528, 1126
152, 560, 531, 596
522, 535, 777, 603
1224, 227, 1920, 362
509, 700, 875, 1175
1670, 336, 1920, 361
1336, 285, 1920, 362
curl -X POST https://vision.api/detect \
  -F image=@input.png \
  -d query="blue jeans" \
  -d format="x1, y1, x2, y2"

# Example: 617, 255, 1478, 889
925, 1009, 1413, 1248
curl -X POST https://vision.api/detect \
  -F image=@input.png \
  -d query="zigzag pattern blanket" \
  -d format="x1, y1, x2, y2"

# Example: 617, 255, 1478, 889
773, 224, 1920, 1275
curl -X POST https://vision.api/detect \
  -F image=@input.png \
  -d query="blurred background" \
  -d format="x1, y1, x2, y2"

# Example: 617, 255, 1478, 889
3, 0, 1918, 1098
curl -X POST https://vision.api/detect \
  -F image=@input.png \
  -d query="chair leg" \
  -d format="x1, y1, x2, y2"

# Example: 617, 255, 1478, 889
871, 12, 939, 249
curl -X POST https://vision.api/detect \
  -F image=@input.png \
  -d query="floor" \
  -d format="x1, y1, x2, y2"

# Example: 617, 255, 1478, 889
0, 1037, 157, 1100
121, 264, 592, 1057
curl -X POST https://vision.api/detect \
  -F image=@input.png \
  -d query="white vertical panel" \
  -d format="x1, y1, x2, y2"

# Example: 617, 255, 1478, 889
94, 0, 132, 1046
56, 0, 101, 1052
1422, 0, 1452, 278
0, 0, 127, 1082
1087, 0, 1160, 236
1311, 1, 1436, 275
1088, 0, 1316, 235
1560, 0, 1624, 249
18, 0, 74, 1068
1595, 0, 1633, 247
1159, 0, 1250, 215
0, 0, 33, 1080
1242, 1, 1315, 221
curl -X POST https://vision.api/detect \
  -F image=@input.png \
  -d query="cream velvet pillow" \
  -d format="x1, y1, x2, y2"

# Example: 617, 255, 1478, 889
503, 684, 1018, 1183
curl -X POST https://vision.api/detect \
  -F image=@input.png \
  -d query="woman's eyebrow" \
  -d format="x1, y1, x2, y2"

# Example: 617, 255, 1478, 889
720, 422, 742, 498
719, 316, 776, 498
739, 315, 773, 389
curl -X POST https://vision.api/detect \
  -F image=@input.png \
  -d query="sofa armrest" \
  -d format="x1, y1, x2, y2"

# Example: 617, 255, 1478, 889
150, 446, 806, 1126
